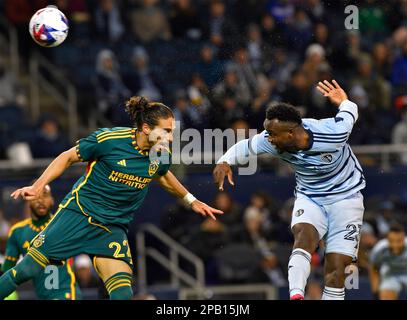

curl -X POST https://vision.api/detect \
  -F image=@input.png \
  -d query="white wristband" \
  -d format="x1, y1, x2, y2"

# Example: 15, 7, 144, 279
183, 193, 197, 206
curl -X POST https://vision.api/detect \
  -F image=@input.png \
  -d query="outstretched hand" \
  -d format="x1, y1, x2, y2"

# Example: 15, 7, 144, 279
191, 200, 224, 220
213, 162, 234, 191
316, 80, 348, 107
10, 185, 41, 201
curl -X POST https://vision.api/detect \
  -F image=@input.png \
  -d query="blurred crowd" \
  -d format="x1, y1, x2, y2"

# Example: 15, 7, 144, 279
1, 0, 407, 160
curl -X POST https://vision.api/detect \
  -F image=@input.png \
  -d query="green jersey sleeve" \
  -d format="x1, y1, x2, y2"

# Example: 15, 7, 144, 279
2, 231, 20, 271
76, 128, 124, 161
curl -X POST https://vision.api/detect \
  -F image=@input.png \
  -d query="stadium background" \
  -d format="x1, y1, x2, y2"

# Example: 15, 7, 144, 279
0, 0, 407, 300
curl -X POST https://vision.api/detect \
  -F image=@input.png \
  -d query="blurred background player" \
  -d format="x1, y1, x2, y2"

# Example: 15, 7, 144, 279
369, 223, 407, 300
214, 80, 365, 300
2, 184, 81, 300
0, 96, 222, 300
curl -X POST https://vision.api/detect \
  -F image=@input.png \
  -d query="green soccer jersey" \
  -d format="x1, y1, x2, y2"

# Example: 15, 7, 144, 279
64, 127, 171, 228
3, 216, 80, 300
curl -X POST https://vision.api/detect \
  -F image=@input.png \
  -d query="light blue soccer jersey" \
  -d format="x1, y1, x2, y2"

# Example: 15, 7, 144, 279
370, 238, 407, 277
218, 100, 366, 205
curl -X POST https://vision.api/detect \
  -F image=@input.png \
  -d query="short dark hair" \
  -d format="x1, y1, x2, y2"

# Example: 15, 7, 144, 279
389, 222, 405, 234
266, 102, 302, 125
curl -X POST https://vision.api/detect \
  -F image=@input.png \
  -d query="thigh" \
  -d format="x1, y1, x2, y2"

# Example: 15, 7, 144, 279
94, 256, 133, 282
324, 192, 364, 260
291, 195, 328, 240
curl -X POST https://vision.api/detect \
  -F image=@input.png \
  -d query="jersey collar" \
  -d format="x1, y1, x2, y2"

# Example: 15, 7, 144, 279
131, 129, 149, 157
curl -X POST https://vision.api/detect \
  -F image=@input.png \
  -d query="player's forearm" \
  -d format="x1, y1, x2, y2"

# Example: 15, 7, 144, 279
156, 171, 189, 199
217, 138, 250, 166
33, 147, 79, 190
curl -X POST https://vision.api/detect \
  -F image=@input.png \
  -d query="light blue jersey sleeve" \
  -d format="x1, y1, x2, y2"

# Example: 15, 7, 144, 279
217, 131, 277, 165
308, 99, 358, 149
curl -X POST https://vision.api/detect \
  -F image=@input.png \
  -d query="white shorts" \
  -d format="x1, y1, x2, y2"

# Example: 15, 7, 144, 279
380, 276, 407, 293
291, 192, 364, 260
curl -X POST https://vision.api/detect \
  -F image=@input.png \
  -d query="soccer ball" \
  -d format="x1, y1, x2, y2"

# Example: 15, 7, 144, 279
29, 6, 69, 47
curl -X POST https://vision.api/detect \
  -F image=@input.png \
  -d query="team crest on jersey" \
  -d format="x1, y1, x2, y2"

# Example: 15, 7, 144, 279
32, 234, 45, 248
148, 160, 160, 176
295, 209, 304, 217
321, 153, 333, 163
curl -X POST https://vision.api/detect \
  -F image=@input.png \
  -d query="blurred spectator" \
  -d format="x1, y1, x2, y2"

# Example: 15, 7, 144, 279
0, 210, 10, 240
248, 75, 273, 129
259, 13, 285, 47
75, 255, 100, 289
212, 192, 243, 228
124, 46, 162, 101
331, 30, 362, 75
391, 39, 407, 92
359, 0, 388, 40
203, 0, 239, 59
282, 69, 310, 110
372, 42, 392, 80
358, 222, 378, 275
212, 95, 244, 130
172, 89, 202, 129
0, 56, 27, 108
392, 108, 407, 164
305, 0, 326, 21
230, 119, 250, 139
160, 199, 201, 245
129, 0, 172, 43
246, 23, 272, 73
310, 23, 333, 59
194, 44, 223, 88
227, 46, 259, 100
29, 115, 71, 158
169, 0, 202, 40
187, 217, 229, 264
213, 64, 251, 107
93, 0, 125, 43
268, 48, 297, 94
285, 8, 313, 53
187, 74, 212, 120
308, 62, 334, 118
95, 49, 131, 123
374, 201, 399, 238
266, 0, 295, 25
301, 43, 327, 88
232, 206, 272, 253
349, 53, 391, 112
369, 222, 407, 300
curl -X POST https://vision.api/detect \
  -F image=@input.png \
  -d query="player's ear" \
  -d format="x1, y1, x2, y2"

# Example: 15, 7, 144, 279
141, 123, 151, 135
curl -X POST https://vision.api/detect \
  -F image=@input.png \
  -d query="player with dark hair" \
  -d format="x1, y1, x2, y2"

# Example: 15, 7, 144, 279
369, 222, 407, 300
0, 96, 223, 300
2, 184, 81, 300
214, 80, 366, 300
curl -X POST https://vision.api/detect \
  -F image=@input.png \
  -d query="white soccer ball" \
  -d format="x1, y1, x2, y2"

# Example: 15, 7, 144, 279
29, 6, 69, 47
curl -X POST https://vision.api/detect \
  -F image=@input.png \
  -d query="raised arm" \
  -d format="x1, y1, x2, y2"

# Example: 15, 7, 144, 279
213, 130, 275, 190
155, 170, 223, 220
10, 147, 80, 201
317, 79, 358, 133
